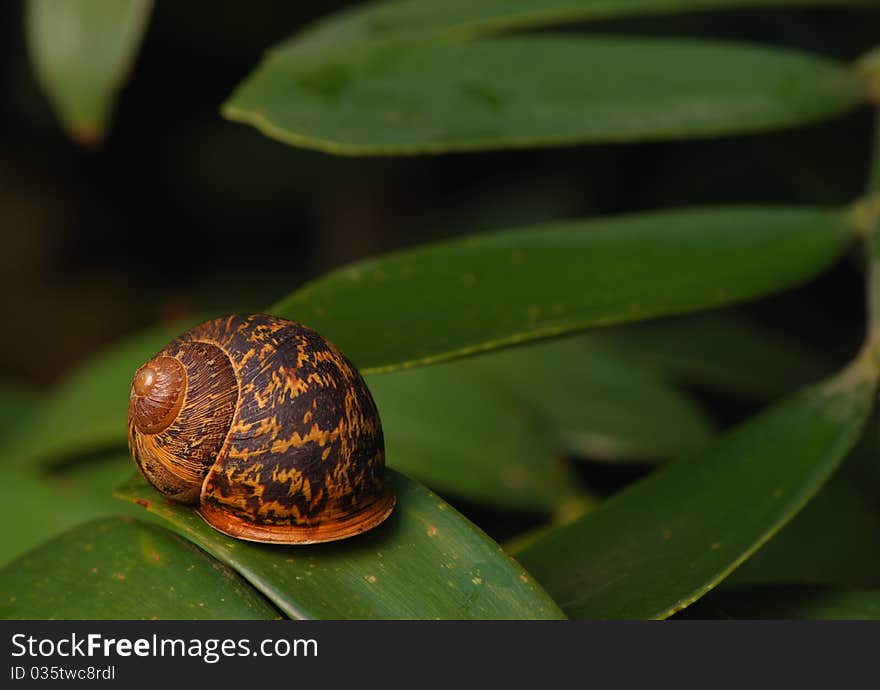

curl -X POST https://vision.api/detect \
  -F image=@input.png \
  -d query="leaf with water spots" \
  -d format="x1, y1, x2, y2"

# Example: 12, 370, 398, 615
515, 357, 876, 619
114, 470, 565, 619
0, 518, 280, 619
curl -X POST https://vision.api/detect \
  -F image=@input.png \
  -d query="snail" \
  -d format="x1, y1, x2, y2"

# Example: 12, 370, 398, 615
127, 313, 395, 544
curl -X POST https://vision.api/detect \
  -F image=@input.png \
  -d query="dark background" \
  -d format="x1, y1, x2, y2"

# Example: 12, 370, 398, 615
1, 0, 877, 394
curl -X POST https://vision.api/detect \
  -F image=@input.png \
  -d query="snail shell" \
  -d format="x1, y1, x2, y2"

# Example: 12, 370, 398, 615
127, 313, 395, 544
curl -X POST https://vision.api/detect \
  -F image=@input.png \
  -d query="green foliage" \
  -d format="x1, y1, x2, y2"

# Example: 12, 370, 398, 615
0, 518, 280, 620
0, 457, 140, 566
515, 360, 876, 618
113, 472, 565, 619
225, 37, 863, 155
9, 0, 880, 621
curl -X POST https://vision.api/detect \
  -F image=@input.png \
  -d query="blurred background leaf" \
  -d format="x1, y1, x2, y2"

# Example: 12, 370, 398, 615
0, 518, 280, 619
450, 336, 714, 462
515, 357, 875, 619
25, 0, 153, 145
115, 470, 566, 619
0, 384, 39, 450
0, 451, 148, 566
595, 311, 834, 402
370, 361, 581, 511
10, 320, 194, 468
225, 36, 864, 154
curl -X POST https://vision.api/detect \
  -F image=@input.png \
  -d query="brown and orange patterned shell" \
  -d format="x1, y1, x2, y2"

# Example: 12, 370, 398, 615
127, 313, 395, 544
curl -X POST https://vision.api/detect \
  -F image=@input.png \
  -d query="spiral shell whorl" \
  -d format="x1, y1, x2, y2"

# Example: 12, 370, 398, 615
130, 357, 185, 434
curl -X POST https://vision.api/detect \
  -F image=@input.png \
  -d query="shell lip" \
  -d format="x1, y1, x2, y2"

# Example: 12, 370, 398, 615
196, 487, 397, 545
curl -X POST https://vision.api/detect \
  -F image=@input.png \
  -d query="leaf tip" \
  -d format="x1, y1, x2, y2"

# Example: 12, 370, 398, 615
66, 120, 106, 149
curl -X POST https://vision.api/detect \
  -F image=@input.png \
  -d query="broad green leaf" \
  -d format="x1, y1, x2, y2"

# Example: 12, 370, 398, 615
369, 364, 579, 511
678, 584, 880, 619
274, 206, 853, 374
0, 453, 146, 566
25, 0, 153, 145
597, 312, 833, 401
724, 478, 880, 588
515, 357, 876, 619
11, 320, 191, 468
224, 36, 863, 155
292, 0, 877, 50
114, 470, 565, 619
0, 518, 279, 620
464, 337, 713, 461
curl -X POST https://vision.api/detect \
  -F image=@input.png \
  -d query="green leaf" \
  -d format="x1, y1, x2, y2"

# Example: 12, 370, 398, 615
114, 470, 565, 619
0, 453, 146, 566
274, 206, 853, 374
0, 518, 279, 619
464, 336, 713, 462
11, 320, 190, 468
292, 0, 877, 50
25, 0, 153, 145
369, 363, 580, 511
724, 478, 880, 588
678, 584, 880, 619
596, 312, 834, 401
515, 357, 876, 619
224, 36, 864, 155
